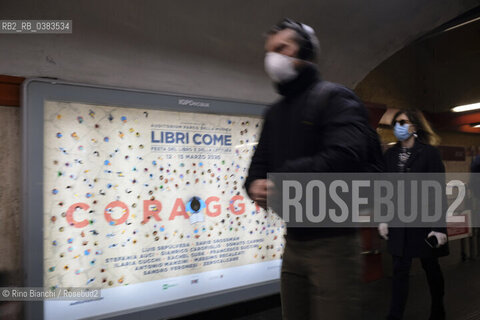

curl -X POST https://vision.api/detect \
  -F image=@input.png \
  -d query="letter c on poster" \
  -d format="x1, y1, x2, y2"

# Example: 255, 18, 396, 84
66, 202, 90, 228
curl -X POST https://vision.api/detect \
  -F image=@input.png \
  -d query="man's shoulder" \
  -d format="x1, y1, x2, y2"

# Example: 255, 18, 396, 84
308, 80, 365, 120
310, 80, 353, 94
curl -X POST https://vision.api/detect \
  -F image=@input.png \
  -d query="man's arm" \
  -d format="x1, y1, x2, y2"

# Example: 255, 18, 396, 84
244, 114, 270, 198
281, 88, 369, 173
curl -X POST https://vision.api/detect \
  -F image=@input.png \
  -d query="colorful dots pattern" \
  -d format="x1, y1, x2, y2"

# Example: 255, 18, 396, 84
43, 101, 284, 290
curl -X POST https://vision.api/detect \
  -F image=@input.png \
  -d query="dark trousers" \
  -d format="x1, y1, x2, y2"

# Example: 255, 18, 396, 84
388, 256, 445, 320
281, 233, 362, 320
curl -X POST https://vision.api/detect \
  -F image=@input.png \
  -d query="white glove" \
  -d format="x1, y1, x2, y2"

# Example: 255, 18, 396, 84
428, 231, 447, 248
378, 223, 389, 240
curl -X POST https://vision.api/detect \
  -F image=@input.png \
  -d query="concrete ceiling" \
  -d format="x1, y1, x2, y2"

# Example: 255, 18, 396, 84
0, 0, 479, 103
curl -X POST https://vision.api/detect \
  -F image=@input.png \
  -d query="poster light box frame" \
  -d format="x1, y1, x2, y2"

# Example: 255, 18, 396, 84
22, 78, 280, 320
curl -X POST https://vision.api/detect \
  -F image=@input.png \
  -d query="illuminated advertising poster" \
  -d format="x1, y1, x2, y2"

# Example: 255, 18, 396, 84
42, 100, 284, 318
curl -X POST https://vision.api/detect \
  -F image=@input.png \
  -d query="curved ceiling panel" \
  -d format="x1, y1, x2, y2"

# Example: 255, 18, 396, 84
0, 0, 478, 102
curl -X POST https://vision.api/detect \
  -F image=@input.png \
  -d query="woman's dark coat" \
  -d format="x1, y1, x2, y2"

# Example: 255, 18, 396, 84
384, 140, 449, 258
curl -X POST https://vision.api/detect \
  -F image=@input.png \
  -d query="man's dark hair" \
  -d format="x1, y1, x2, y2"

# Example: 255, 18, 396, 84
267, 18, 320, 61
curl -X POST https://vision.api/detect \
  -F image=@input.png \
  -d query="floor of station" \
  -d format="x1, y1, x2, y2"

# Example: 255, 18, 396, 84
175, 258, 480, 320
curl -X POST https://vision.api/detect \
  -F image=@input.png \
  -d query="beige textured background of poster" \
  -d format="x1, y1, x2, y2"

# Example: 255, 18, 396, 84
43, 101, 284, 289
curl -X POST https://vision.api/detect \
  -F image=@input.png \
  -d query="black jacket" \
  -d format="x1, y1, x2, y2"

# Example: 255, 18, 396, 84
384, 140, 449, 258
245, 65, 371, 240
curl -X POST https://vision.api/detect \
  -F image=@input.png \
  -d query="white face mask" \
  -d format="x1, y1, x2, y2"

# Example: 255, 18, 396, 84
264, 52, 298, 83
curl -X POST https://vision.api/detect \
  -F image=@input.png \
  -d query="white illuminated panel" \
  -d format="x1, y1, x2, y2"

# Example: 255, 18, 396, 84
451, 102, 480, 113
45, 260, 281, 319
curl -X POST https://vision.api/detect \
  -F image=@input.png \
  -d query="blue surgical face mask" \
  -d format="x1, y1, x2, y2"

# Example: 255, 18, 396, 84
393, 122, 412, 141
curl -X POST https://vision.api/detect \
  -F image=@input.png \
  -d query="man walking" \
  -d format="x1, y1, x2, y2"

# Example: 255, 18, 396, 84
245, 19, 378, 319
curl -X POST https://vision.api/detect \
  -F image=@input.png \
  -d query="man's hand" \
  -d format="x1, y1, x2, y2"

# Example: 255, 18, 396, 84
248, 179, 275, 210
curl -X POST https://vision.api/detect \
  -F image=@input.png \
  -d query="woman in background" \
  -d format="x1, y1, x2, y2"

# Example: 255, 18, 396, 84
379, 109, 449, 320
